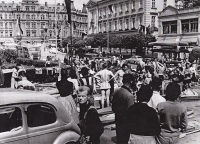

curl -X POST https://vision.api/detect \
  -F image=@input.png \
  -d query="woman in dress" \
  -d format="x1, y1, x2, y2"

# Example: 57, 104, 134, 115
56, 69, 79, 124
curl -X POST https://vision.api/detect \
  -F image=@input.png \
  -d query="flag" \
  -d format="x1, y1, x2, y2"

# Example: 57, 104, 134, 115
64, 0, 71, 24
108, 5, 113, 13
17, 17, 23, 34
73, 22, 76, 30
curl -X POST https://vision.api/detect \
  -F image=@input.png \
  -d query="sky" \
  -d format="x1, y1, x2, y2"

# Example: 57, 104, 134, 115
5, 0, 89, 10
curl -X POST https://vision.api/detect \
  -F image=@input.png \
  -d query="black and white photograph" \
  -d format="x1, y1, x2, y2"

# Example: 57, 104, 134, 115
1, 0, 200, 143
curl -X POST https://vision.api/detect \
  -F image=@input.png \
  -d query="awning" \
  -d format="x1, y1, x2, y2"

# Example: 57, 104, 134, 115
148, 41, 189, 46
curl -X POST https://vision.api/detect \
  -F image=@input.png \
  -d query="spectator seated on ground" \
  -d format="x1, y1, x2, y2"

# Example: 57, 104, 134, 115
17, 70, 35, 91
127, 85, 161, 144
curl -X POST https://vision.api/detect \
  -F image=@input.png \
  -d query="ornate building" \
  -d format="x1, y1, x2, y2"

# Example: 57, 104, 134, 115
0, 0, 87, 45
157, 5, 200, 44
86, 0, 181, 36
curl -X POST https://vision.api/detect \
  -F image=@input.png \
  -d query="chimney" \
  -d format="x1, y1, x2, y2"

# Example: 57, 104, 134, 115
82, 4, 87, 13
71, 1, 76, 11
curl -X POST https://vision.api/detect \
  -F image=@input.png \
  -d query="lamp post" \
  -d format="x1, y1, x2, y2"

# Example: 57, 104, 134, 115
16, 35, 22, 57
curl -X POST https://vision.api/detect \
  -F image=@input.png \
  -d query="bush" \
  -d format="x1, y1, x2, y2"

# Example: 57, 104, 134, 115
0, 49, 17, 64
16, 58, 59, 67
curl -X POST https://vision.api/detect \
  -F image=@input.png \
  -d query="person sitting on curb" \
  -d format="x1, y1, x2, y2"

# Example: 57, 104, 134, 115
77, 86, 104, 144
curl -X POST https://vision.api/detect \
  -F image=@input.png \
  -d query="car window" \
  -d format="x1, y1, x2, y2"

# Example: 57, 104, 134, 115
0, 107, 22, 133
27, 104, 56, 127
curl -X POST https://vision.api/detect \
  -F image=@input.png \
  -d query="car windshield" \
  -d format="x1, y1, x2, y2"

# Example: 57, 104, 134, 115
0, 107, 22, 133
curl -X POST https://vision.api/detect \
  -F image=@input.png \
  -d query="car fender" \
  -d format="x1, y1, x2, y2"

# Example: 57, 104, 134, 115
53, 131, 80, 144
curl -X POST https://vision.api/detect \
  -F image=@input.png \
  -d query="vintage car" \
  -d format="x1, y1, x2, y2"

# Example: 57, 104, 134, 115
0, 91, 81, 144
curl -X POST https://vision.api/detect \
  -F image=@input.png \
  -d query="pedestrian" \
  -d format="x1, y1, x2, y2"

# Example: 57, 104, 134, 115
56, 69, 79, 124
111, 74, 135, 144
148, 77, 166, 110
114, 64, 129, 87
127, 85, 161, 144
156, 82, 188, 144
11, 63, 21, 89
93, 62, 116, 108
77, 86, 104, 144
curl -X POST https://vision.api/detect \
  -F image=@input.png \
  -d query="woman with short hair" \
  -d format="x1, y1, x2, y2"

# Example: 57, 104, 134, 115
156, 82, 188, 144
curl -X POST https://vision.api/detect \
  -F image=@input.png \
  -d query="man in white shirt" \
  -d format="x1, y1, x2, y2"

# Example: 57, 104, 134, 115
148, 76, 166, 110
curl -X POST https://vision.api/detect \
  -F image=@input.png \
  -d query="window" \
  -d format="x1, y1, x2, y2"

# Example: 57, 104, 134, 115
26, 15, 30, 19
109, 21, 112, 31
27, 104, 56, 127
26, 22, 30, 28
164, 0, 167, 9
132, 18, 135, 28
132, 0, 135, 9
115, 21, 117, 30
139, 16, 143, 25
41, 22, 45, 28
32, 31, 36, 37
152, 0, 155, 8
9, 22, 12, 28
99, 9, 102, 16
151, 16, 155, 26
104, 22, 106, 31
120, 3, 123, 12
9, 14, 12, 19
32, 14, 35, 19
26, 6, 29, 11
104, 7, 106, 15
1, 31, 3, 36
5, 22, 7, 28
163, 21, 177, 34
5, 14, 7, 19
17, 6, 20, 11
0, 107, 22, 133
32, 22, 36, 28
31, 6, 35, 11
126, 19, 129, 29
125, 2, 129, 11
120, 20, 123, 29
0, 22, 3, 27
140, 0, 143, 8
114, 5, 117, 13
5, 31, 8, 36
182, 18, 198, 33
49, 30, 52, 37
10, 32, 12, 37
0, 14, 2, 19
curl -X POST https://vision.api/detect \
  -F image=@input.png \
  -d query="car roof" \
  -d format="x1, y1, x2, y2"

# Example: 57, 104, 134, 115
0, 91, 71, 123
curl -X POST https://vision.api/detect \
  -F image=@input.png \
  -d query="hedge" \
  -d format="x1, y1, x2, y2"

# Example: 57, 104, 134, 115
16, 57, 60, 68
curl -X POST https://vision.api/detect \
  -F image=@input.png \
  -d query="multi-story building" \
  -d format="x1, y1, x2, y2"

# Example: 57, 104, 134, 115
0, 0, 87, 45
86, 0, 182, 36
157, 5, 200, 45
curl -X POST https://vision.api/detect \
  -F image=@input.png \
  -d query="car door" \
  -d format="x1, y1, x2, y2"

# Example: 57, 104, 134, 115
0, 105, 29, 144
26, 103, 64, 144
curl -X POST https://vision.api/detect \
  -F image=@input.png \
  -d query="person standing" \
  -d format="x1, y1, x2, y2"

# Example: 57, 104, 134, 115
56, 69, 79, 124
11, 64, 21, 89
156, 82, 188, 144
111, 74, 135, 144
77, 86, 104, 144
127, 85, 161, 144
0, 59, 4, 87
93, 62, 116, 108
148, 77, 166, 110
114, 64, 129, 87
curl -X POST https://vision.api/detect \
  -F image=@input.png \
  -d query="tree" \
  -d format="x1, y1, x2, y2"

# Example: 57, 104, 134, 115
93, 33, 107, 51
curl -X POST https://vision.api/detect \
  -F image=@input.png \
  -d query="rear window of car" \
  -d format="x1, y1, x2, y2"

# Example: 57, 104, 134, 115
0, 107, 22, 133
27, 104, 56, 127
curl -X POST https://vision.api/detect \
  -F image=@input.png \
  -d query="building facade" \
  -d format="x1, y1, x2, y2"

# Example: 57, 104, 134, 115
0, 0, 87, 45
157, 5, 200, 44
86, 0, 182, 36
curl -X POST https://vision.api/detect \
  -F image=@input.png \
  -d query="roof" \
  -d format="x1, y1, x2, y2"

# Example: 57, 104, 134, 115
0, 90, 71, 123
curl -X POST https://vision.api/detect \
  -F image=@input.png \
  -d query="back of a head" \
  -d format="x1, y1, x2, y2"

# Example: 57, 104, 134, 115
122, 74, 134, 84
69, 69, 77, 79
150, 77, 162, 91
137, 85, 153, 103
165, 82, 181, 101
81, 67, 89, 77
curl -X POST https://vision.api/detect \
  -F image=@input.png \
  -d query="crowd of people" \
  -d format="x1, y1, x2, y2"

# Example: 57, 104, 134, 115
54, 54, 198, 144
